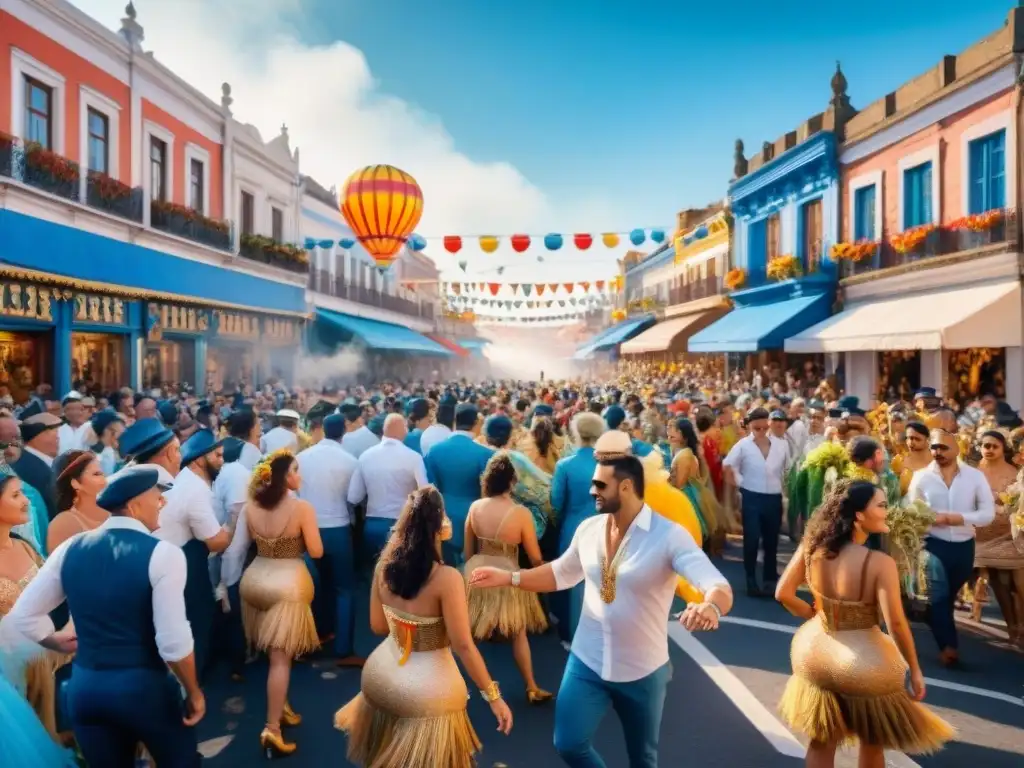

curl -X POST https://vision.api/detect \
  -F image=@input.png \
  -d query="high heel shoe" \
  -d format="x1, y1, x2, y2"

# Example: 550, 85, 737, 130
281, 702, 302, 727
526, 687, 554, 705
260, 727, 297, 758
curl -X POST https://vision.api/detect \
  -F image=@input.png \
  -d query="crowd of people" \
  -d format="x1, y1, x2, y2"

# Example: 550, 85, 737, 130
0, 355, 1019, 767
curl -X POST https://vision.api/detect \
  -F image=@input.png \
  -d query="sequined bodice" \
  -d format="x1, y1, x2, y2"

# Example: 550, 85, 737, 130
0, 541, 42, 617
813, 593, 880, 632
384, 605, 450, 655
254, 534, 306, 559
477, 537, 518, 559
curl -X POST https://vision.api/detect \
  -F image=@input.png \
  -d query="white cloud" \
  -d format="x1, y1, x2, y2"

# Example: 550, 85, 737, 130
71, 0, 639, 294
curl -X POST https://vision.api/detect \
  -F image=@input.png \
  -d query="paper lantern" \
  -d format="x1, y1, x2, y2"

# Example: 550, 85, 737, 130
573, 233, 593, 250
650, 229, 665, 243
479, 236, 500, 253
544, 233, 563, 251
407, 233, 427, 251
457, 260, 467, 271
511, 234, 531, 253
304, 237, 317, 249
340, 165, 423, 270
629, 228, 646, 246
696, 225, 709, 239
602, 233, 620, 248
338, 237, 356, 249
444, 236, 463, 254
318, 239, 334, 249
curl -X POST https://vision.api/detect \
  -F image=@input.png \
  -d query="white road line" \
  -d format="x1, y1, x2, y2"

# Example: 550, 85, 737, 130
668, 624, 922, 767
717, 616, 1023, 707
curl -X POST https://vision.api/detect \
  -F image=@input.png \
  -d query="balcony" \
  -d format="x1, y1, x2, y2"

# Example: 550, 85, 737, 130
151, 200, 232, 252
0, 134, 79, 203
738, 242, 830, 290
668, 275, 723, 306
308, 268, 436, 321
86, 172, 143, 223
240, 234, 309, 274
837, 208, 1018, 281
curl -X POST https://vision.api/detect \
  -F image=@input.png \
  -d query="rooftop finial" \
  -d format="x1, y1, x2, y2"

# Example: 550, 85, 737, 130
221, 82, 233, 114
831, 60, 847, 97
281, 123, 289, 138
125, 1, 136, 20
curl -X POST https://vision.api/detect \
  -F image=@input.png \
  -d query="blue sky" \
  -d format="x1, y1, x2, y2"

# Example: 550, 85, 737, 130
290, 0, 1012, 230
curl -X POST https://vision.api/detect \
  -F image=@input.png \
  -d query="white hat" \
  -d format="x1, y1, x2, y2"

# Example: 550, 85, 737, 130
276, 409, 300, 420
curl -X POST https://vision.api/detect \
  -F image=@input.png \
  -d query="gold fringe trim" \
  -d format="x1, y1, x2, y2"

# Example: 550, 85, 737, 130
779, 674, 955, 753
466, 583, 548, 640
241, 599, 319, 657
335, 693, 481, 768
23, 650, 71, 741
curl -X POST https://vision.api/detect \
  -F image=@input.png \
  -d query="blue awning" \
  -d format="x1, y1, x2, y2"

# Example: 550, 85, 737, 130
687, 293, 832, 353
573, 346, 595, 361
591, 315, 655, 351
315, 309, 451, 355
458, 338, 489, 350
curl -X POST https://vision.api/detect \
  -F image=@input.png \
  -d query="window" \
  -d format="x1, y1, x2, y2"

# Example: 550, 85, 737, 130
853, 185, 877, 240
240, 191, 255, 236
86, 108, 109, 174
150, 137, 167, 201
24, 76, 52, 148
766, 213, 781, 261
190, 159, 205, 213
801, 198, 822, 271
271, 207, 284, 241
968, 129, 1006, 214
902, 161, 933, 228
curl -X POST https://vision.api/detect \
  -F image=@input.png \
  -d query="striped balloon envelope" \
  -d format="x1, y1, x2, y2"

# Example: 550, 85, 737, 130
339, 165, 424, 270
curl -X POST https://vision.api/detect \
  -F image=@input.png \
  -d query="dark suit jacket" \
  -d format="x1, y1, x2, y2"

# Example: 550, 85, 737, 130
424, 434, 494, 551
12, 450, 57, 521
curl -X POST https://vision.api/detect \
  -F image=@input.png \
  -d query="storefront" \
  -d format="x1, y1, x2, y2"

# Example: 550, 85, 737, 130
0, 281, 58, 402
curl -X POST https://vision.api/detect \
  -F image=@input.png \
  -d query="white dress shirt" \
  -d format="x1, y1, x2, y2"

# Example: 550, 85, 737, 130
57, 422, 89, 455
157, 466, 223, 547
213, 461, 250, 529
260, 427, 299, 455
341, 426, 380, 459
419, 424, 452, 457
348, 437, 427, 520
553, 505, 727, 682
4, 516, 194, 662
723, 434, 789, 495
908, 461, 996, 543
238, 441, 262, 471
298, 439, 358, 528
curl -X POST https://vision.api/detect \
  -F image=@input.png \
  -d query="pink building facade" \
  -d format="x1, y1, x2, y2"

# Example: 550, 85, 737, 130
786, 9, 1024, 409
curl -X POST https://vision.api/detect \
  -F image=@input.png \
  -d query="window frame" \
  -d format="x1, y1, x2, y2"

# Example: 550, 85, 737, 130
10, 48, 66, 155
79, 86, 121, 185
847, 170, 883, 242
149, 136, 168, 203
240, 189, 256, 236
85, 108, 109, 174
184, 142, 211, 215
960, 110, 1015, 216
896, 144, 940, 231
142, 120, 175, 211
24, 76, 53, 149
271, 206, 284, 242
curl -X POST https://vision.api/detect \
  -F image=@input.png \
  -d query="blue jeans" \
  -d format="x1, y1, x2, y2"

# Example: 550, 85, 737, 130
307, 526, 357, 656
553, 653, 671, 767
739, 489, 783, 583
925, 536, 976, 651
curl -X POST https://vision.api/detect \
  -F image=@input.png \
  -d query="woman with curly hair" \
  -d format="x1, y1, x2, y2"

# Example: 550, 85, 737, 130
227, 449, 323, 758
775, 480, 953, 767
464, 452, 552, 704
336, 486, 512, 767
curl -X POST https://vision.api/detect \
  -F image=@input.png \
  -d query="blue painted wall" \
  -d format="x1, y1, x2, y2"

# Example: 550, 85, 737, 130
624, 242, 674, 303
729, 132, 840, 291
0, 210, 307, 314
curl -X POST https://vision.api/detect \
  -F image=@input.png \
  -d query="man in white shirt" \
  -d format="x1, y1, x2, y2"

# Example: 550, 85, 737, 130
226, 408, 263, 470
6, 467, 205, 765
340, 402, 381, 459
469, 454, 731, 767
908, 428, 995, 666
723, 407, 789, 597
348, 414, 428, 561
298, 413, 364, 666
260, 409, 301, 454
419, 396, 455, 457
57, 390, 90, 454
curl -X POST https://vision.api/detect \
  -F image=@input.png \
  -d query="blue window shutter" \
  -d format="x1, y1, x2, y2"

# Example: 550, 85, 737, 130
903, 162, 932, 228
968, 130, 1006, 214
988, 130, 1006, 211
920, 162, 933, 224
854, 185, 876, 240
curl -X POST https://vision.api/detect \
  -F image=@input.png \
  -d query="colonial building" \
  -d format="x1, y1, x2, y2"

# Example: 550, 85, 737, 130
0, 0, 307, 398
786, 8, 1024, 408
689, 65, 856, 377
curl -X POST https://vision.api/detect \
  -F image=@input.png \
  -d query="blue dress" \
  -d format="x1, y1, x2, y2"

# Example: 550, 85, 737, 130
0, 673, 76, 766
551, 446, 599, 642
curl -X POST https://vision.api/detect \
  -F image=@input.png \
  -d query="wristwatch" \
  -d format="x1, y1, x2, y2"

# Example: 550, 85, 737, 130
511, 571, 521, 588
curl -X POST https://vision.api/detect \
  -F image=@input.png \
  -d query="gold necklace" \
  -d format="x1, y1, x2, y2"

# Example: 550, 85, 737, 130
599, 518, 632, 604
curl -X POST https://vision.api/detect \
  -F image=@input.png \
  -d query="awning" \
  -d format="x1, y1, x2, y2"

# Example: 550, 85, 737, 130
575, 314, 653, 352
315, 309, 451, 355
588, 315, 656, 352
785, 281, 1022, 353
426, 333, 470, 357
620, 313, 713, 355
458, 338, 489, 357
688, 293, 832, 353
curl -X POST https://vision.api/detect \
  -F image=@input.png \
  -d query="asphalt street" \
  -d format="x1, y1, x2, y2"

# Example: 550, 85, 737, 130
194, 540, 1023, 767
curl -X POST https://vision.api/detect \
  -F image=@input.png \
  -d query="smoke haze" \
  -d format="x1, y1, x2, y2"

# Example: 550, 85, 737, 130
294, 349, 365, 389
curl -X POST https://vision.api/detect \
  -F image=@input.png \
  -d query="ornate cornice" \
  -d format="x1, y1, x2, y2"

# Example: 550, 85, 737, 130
729, 132, 837, 211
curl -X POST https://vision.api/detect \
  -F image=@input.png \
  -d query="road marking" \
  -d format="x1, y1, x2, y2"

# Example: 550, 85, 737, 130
718, 616, 1023, 707
669, 624, 922, 767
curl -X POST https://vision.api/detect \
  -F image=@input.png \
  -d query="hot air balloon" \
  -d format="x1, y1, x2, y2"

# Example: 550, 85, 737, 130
340, 165, 424, 271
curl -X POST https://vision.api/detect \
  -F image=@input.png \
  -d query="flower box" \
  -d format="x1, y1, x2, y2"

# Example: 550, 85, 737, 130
86, 173, 143, 223
239, 234, 309, 273
151, 200, 231, 251
0, 132, 14, 179
23, 142, 79, 202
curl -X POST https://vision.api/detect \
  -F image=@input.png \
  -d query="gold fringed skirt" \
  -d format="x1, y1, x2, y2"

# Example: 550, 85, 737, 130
780, 619, 955, 752
239, 556, 319, 657
335, 640, 480, 767
24, 650, 71, 740
464, 553, 548, 639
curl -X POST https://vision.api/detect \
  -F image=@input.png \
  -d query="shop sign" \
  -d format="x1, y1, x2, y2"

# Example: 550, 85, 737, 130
264, 318, 301, 343
0, 282, 59, 322
215, 311, 260, 339
74, 293, 126, 325
146, 303, 211, 341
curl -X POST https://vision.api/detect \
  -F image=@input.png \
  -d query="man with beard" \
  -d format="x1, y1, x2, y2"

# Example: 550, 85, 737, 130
470, 454, 732, 767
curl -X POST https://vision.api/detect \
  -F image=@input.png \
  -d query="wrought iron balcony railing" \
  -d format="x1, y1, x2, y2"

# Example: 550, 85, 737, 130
308, 268, 436, 320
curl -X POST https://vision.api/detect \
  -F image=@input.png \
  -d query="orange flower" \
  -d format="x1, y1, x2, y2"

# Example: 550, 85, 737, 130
724, 267, 746, 290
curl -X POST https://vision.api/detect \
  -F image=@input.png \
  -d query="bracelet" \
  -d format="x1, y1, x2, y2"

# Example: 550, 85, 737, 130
511, 571, 521, 588
701, 601, 722, 619
481, 681, 501, 702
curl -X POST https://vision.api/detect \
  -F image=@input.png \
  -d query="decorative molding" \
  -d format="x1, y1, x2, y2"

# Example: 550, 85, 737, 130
959, 108, 1015, 214
730, 132, 837, 204
896, 144, 940, 231
10, 47, 67, 154
847, 170, 883, 240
